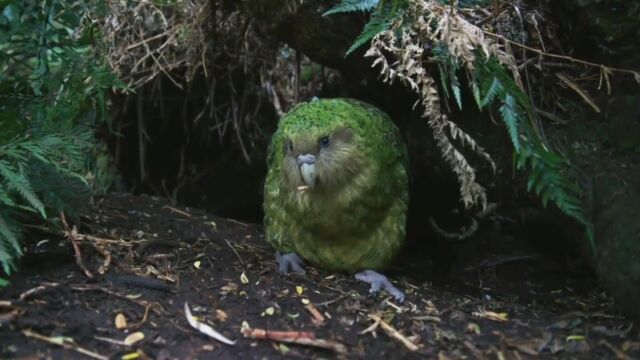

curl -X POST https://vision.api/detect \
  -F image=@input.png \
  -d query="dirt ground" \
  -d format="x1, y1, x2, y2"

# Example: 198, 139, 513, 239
1, 193, 638, 359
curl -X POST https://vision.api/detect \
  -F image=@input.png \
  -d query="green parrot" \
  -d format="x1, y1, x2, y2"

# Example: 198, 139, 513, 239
263, 98, 409, 302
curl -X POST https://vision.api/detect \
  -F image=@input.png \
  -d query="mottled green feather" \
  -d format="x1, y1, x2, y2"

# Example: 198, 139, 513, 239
263, 98, 409, 273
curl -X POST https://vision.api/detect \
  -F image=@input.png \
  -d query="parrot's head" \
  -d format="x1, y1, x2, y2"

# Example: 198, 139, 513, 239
279, 103, 364, 192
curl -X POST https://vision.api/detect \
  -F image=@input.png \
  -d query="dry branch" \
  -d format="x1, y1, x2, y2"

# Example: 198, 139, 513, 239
367, 314, 420, 351
241, 327, 348, 355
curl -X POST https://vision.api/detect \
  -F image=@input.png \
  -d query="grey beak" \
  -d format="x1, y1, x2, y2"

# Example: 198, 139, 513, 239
296, 154, 317, 188
297, 154, 316, 166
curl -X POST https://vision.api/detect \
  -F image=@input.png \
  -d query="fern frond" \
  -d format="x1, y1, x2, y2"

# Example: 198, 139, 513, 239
499, 94, 521, 151
27, 159, 91, 221
0, 160, 46, 218
450, 71, 463, 110
437, 62, 452, 102
323, 0, 379, 16
0, 209, 22, 275
346, 5, 397, 55
480, 77, 503, 108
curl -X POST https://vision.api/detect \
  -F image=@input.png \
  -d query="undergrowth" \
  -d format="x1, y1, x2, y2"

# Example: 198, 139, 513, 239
325, 0, 597, 249
0, 0, 122, 284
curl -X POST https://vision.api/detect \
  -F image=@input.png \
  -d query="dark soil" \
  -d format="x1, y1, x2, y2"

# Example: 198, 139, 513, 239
1, 193, 638, 359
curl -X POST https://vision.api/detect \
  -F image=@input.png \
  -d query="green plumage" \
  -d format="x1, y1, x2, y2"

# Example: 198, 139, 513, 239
263, 98, 409, 273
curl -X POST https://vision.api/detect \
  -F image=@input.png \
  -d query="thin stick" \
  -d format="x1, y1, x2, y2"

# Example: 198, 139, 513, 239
555, 73, 600, 113
93, 335, 130, 347
225, 239, 245, 265
18, 282, 59, 301
242, 327, 348, 355
128, 304, 153, 330
66, 229, 94, 279
368, 314, 420, 351
225, 218, 248, 227
23, 329, 108, 360
304, 303, 325, 326
162, 205, 192, 218
483, 30, 640, 78
70, 285, 163, 315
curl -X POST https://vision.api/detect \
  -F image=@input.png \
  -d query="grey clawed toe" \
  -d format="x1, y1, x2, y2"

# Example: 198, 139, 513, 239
276, 251, 306, 275
355, 269, 406, 303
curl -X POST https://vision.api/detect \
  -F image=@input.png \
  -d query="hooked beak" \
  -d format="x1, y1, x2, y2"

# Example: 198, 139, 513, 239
297, 154, 317, 188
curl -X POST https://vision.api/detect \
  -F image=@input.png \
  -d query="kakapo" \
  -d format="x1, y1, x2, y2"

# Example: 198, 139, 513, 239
263, 98, 409, 302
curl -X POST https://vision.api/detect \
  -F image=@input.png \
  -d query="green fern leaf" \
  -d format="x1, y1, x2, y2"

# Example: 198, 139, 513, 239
450, 72, 463, 110
0, 160, 46, 218
499, 94, 521, 151
345, 7, 396, 55
0, 210, 21, 274
323, 0, 379, 16
437, 63, 452, 102
471, 81, 482, 110
480, 77, 503, 108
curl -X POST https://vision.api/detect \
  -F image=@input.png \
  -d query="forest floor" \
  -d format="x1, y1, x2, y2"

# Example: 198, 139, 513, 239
1, 192, 638, 359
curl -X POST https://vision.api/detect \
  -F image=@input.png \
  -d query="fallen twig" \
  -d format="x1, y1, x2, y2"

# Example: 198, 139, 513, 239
305, 303, 325, 326
129, 303, 153, 330
0, 309, 22, 324
70, 284, 164, 315
184, 302, 236, 345
360, 315, 381, 336
472, 310, 509, 322
162, 205, 192, 218
93, 335, 130, 347
18, 282, 60, 301
23, 329, 108, 360
367, 314, 420, 351
225, 239, 245, 265
225, 218, 249, 227
317, 293, 351, 307
412, 315, 441, 323
241, 327, 348, 355
555, 73, 600, 113
61, 212, 94, 279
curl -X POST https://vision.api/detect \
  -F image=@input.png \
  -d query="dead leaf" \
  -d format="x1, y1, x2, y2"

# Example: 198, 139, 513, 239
472, 311, 508, 322
123, 332, 145, 346
240, 272, 249, 284
115, 313, 128, 329
566, 334, 586, 341
215, 309, 229, 322
121, 352, 140, 360
466, 322, 481, 334
262, 307, 275, 316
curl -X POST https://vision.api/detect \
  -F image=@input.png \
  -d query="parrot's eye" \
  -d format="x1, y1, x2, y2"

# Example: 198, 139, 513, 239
319, 136, 330, 148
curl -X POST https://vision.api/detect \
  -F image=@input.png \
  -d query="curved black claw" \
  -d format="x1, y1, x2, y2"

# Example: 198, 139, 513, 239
275, 251, 306, 275
355, 269, 405, 303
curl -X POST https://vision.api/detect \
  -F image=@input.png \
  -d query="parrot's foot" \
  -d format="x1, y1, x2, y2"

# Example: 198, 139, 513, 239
275, 251, 306, 275
355, 269, 405, 303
